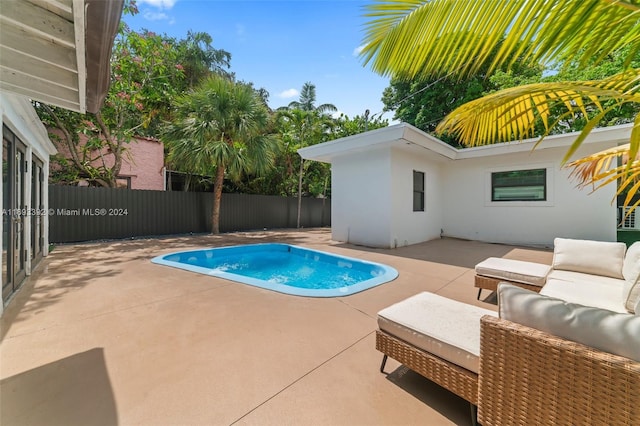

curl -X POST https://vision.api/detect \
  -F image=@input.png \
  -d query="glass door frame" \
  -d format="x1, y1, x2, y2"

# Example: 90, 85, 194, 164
31, 156, 44, 265
2, 125, 27, 301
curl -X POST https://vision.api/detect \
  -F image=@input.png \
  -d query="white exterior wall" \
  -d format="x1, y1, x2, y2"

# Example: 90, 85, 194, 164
442, 141, 617, 246
1, 93, 57, 314
331, 148, 393, 247
389, 148, 444, 247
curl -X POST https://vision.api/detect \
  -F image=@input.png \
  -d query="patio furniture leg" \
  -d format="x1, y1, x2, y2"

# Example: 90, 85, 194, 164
476, 288, 482, 300
380, 355, 388, 373
470, 403, 478, 426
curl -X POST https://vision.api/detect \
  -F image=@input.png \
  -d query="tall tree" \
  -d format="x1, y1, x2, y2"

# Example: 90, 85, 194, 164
277, 109, 335, 228
37, 27, 186, 187
37, 0, 232, 187
286, 82, 337, 114
332, 112, 389, 138
382, 46, 542, 146
173, 31, 231, 88
361, 0, 640, 212
163, 75, 278, 233
37, 1, 232, 187
278, 82, 337, 227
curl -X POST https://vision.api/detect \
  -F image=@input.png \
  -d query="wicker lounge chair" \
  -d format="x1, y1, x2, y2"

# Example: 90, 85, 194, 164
376, 285, 640, 425
376, 292, 496, 425
376, 330, 480, 421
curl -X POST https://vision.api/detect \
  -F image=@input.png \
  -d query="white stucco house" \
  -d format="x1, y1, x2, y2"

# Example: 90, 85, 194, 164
0, 0, 123, 313
299, 122, 630, 249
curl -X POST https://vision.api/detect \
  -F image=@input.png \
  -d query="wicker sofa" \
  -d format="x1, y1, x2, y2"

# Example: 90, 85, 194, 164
476, 238, 640, 313
377, 238, 640, 425
479, 314, 640, 425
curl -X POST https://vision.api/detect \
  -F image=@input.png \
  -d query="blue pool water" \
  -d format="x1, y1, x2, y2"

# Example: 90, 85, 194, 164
151, 243, 398, 297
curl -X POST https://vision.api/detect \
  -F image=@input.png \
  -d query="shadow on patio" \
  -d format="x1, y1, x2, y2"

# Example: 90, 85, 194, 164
1, 348, 117, 425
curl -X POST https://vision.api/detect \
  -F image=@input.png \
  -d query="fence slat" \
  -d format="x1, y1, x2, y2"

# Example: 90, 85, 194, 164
48, 186, 331, 243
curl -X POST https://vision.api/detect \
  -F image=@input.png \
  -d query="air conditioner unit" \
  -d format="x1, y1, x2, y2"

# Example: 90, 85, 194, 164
620, 207, 639, 230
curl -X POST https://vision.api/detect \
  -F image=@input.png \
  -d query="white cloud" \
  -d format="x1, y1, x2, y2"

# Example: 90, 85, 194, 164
137, 0, 178, 10
352, 45, 365, 57
143, 11, 169, 21
332, 110, 346, 119
278, 89, 299, 99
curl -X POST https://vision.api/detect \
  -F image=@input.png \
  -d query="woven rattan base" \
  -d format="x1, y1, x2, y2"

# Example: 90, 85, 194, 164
375, 329, 478, 405
475, 275, 542, 294
479, 315, 640, 426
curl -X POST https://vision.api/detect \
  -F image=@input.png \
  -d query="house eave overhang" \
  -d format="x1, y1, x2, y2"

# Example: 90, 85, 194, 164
298, 123, 458, 163
455, 123, 632, 160
0, 0, 123, 114
299, 122, 633, 164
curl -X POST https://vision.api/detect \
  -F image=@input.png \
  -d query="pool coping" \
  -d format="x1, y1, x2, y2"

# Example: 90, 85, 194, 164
150, 243, 399, 297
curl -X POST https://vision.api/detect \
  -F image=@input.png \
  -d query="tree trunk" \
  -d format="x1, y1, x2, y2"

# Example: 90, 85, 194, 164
297, 157, 304, 228
212, 164, 225, 234
184, 174, 191, 192
321, 175, 328, 226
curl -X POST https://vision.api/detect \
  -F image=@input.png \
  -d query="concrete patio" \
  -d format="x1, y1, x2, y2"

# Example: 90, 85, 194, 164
0, 228, 552, 425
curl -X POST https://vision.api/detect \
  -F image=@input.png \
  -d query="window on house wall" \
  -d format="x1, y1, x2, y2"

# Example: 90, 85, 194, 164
491, 168, 547, 201
413, 170, 425, 211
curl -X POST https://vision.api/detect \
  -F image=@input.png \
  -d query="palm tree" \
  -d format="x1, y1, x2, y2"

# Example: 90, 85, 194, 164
286, 82, 338, 115
278, 82, 337, 227
277, 108, 335, 228
360, 0, 640, 212
163, 75, 278, 233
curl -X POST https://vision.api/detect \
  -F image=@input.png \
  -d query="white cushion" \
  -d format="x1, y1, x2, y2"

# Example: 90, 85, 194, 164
623, 242, 640, 283
552, 237, 626, 279
377, 292, 497, 373
625, 275, 640, 314
499, 283, 640, 362
547, 269, 626, 289
475, 257, 550, 287
540, 278, 627, 313
622, 242, 640, 313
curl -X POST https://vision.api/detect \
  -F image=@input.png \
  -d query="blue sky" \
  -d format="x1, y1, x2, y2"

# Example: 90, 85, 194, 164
124, 0, 393, 121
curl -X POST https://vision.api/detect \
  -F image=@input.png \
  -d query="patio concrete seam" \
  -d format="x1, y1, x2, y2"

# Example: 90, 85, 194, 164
434, 269, 471, 294
228, 330, 376, 425
337, 298, 377, 320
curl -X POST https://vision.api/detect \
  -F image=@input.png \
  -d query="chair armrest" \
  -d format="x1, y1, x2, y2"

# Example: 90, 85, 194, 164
478, 315, 640, 426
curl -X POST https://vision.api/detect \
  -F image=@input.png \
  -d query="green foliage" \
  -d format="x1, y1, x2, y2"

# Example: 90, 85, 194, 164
38, 1, 231, 188
361, 1, 640, 83
48, 154, 80, 185
274, 82, 338, 225
107, 29, 186, 136
166, 76, 277, 174
286, 82, 337, 114
382, 41, 543, 146
382, 44, 640, 145
537, 46, 640, 131
166, 31, 231, 89
163, 74, 279, 232
332, 113, 389, 138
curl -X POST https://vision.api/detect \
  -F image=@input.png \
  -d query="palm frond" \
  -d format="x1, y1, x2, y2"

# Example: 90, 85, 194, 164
162, 74, 277, 177
568, 141, 640, 214
436, 70, 640, 157
361, 0, 640, 81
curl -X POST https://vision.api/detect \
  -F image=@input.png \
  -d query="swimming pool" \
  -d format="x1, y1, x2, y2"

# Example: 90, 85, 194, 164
151, 243, 398, 297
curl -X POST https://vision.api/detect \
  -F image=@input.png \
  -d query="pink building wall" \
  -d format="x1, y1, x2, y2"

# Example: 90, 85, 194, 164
119, 136, 165, 190
50, 130, 165, 190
